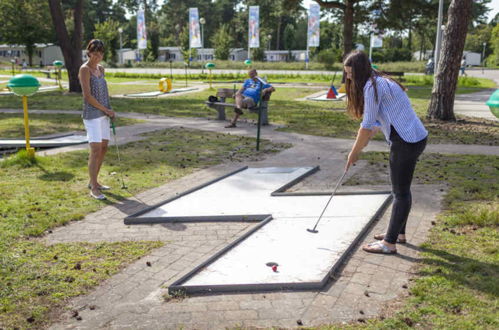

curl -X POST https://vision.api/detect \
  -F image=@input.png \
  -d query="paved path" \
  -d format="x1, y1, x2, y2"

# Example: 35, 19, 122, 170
1, 80, 497, 328
453, 69, 497, 120
35, 110, 448, 328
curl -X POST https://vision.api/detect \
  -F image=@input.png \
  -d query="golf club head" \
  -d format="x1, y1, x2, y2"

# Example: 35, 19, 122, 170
121, 185, 128, 189
307, 228, 319, 234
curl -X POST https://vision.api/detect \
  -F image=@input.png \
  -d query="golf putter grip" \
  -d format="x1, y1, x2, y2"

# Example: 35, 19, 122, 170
110, 121, 116, 135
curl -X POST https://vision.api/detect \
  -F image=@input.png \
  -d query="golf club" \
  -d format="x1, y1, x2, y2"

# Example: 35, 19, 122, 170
307, 169, 348, 233
110, 120, 128, 189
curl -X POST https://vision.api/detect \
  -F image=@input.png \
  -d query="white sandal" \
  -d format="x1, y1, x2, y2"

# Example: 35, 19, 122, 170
90, 191, 106, 200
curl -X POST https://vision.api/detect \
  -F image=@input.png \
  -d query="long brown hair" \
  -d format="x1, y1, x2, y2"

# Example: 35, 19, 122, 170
343, 51, 405, 119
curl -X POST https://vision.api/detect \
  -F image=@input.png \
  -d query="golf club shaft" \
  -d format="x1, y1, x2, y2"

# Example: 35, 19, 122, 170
309, 170, 348, 232
111, 121, 126, 188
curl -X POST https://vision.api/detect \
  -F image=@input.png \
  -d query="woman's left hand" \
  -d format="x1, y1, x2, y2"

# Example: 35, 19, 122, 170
346, 151, 359, 170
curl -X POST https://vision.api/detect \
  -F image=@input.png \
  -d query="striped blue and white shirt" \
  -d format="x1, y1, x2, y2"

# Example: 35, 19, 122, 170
361, 76, 428, 144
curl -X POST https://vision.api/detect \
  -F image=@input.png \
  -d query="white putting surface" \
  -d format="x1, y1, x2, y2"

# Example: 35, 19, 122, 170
123, 87, 198, 98
0, 135, 87, 148
306, 92, 346, 101
139, 167, 390, 287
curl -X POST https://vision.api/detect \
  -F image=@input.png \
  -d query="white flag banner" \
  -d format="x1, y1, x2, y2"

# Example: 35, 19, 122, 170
137, 9, 147, 50
371, 35, 383, 48
189, 8, 202, 48
307, 3, 320, 47
248, 6, 260, 48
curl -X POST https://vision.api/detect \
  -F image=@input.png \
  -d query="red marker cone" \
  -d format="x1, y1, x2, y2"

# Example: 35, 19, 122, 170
326, 86, 336, 99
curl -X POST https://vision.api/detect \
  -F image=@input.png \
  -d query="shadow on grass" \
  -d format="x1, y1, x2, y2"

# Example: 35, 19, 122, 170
416, 246, 498, 297
36, 164, 74, 182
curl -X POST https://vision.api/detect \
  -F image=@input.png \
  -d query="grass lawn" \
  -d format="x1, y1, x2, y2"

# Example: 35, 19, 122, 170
0, 128, 289, 329
0, 78, 496, 145
0, 113, 141, 138
335, 152, 499, 329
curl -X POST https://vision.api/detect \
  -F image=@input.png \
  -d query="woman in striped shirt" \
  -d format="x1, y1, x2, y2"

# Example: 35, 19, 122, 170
344, 51, 428, 254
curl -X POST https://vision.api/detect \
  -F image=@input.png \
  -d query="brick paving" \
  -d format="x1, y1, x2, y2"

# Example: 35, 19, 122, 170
0, 93, 496, 329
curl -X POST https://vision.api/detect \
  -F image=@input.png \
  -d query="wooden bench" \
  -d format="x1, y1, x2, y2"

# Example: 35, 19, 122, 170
382, 71, 405, 81
40, 66, 59, 79
205, 88, 271, 125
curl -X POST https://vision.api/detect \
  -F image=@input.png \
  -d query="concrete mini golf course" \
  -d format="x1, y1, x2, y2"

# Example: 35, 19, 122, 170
125, 167, 392, 294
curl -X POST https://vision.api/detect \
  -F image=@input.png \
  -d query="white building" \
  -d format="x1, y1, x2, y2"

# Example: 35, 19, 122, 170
156, 47, 247, 62
0, 43, 63, 66
264, 50, 307, 62
413, 50, 482, 65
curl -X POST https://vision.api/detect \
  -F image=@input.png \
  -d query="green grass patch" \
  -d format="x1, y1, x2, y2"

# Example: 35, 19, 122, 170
0, 241, 162, 329
0, 82, 496, 146
340, 152, 498, 329
0, 127, 289, 329
0, 113, 141, 138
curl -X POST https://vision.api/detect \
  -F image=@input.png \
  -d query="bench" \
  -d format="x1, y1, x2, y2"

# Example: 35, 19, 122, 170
205, 88, 271, 125
382, 71, 405, 81
41, 66, 58, 79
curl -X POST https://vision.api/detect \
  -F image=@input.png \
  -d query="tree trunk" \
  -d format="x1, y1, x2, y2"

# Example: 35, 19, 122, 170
343, 0, 354, 58
427, 0, 472, 121
48, 0, 83, 93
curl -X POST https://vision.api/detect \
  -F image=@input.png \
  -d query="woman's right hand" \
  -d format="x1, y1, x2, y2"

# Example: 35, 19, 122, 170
106, 109, 116, 118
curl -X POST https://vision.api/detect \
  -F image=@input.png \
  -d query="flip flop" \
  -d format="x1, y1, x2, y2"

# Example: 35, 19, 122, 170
88, 184, 111, 191
363, 241, 397, 254
89, 191, 106, 200
374, 233, 407, 244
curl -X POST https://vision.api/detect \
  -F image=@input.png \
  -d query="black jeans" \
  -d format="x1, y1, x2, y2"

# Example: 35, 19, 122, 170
385, 128, 427, 244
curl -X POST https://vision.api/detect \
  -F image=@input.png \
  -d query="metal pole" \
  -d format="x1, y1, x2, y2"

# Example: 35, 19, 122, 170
434, 0, 444, 73
369, 33, 373, 61
200, 20, 204, 74
256, 83, 263, 151
306, 44, 309, 69
482, 42, 486, 74
169, 59, 173, 80
22, 96, 34, 157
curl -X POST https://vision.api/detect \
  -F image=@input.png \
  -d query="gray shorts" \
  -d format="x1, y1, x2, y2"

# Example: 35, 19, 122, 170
241, 97, 256, 109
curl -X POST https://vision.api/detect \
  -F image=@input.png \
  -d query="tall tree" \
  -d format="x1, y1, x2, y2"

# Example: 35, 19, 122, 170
0, 0, 53, 66
314, 0, 366, 58
48, 0, 83, 92
93, 20, 120, 63
212, 24, 233, 60
427, 0, 473, 121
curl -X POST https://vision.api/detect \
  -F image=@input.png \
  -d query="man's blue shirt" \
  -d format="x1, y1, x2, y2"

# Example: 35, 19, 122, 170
242, 78, 272, 103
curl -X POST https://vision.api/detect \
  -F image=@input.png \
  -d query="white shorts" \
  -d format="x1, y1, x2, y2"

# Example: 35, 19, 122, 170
83, 116, 110, 143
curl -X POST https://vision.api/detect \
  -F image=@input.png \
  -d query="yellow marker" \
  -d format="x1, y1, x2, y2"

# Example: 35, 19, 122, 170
159, 78, 172, 93
338, 83, 346, 94
22, 96, 34, 157
7, 74, 40, 158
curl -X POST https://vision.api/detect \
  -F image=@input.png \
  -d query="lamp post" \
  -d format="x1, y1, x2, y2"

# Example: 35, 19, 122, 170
7, 74, 41, 157
53, 60, 63, 90
118, 27, 123, 65
482, 42, 486, 74
200, 17, 205, 73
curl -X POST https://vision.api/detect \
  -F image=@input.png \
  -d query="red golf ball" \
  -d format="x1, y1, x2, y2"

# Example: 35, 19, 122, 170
272, 265, 278, 272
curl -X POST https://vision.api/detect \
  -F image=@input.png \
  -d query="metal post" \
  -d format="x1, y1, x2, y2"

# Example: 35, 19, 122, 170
482, 42, 486, 74
369, 33, 373, 61
22, 95, 34, 156
169, 59, 173, 79
434, 0, 444, 73
185, 62, 188, 87
306, 45, 309, 69
118, 27, 123, 64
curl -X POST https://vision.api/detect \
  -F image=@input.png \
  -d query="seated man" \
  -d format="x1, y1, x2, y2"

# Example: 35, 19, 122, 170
225, 69, 275, 128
